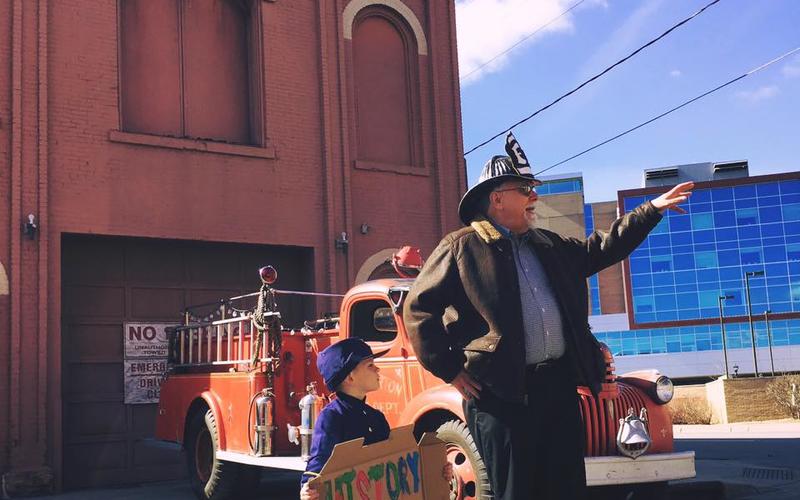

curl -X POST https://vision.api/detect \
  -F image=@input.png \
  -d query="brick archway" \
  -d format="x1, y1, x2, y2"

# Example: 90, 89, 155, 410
354, 248, 399, 285
342, 0, 428, 55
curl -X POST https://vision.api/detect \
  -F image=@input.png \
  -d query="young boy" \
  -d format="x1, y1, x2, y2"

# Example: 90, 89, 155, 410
300, 338, 390, 500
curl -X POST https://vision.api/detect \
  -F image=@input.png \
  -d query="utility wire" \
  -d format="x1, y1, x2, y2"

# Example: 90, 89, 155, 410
464, 0, 722, 157
460, 0, 587, 82
536, 45, 800, 175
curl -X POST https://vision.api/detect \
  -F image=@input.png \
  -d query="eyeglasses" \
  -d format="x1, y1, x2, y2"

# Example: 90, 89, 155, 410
493, 184, 537, 196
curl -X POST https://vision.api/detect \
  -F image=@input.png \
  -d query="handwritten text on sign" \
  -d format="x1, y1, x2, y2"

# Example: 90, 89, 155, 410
322, 451, 421, 500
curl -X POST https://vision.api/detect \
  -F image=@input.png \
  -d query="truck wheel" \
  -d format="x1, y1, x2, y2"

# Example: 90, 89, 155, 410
185, 409, 238, 500
436, 420, 493, 500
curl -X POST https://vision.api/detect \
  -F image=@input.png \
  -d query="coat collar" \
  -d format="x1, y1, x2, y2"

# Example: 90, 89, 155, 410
470, 218, 553, 248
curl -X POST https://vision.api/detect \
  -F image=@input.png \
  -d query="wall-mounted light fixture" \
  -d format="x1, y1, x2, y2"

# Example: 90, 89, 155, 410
335, 231, 349, 251
23, 214, 38, 240
360, 224, 370, 235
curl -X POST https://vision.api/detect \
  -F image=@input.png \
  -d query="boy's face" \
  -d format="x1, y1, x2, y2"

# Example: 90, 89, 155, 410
346, 357, 381, 393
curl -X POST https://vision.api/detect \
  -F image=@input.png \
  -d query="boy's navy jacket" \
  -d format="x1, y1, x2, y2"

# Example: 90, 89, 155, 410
301, 392, 390, 484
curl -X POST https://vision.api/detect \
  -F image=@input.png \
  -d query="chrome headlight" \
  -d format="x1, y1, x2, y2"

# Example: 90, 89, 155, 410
655, 376, 674, 403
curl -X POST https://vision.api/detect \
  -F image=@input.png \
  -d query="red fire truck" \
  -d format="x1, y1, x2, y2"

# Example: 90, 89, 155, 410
155, 265, 695, 499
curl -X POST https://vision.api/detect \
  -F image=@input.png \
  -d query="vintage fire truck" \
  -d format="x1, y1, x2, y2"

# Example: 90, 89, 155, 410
155, 264, 695, 499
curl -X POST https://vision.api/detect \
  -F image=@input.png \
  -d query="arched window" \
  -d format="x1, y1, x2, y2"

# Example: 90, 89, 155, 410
351, 8, 420, 168
120, 0, 263, 145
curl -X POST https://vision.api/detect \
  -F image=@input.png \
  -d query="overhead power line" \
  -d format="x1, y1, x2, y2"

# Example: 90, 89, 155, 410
464, 0, 722, 157
536, 45, 800, 175
460, 0, 587, 82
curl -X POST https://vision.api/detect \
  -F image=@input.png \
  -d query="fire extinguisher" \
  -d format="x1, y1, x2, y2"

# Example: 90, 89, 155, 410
298, 382, 324, 460
252, 389, 275, 457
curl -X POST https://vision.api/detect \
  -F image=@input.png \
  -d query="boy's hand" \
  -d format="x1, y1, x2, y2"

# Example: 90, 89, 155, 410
300, 482, 319, 500
442, 462, 454, 482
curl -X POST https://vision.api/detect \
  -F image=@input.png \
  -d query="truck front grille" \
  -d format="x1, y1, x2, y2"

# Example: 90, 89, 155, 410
578, 384, 649, 456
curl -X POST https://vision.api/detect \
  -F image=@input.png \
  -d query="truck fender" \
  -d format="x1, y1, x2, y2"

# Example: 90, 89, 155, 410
399, 384, 465, 429
184, 390, 227, 450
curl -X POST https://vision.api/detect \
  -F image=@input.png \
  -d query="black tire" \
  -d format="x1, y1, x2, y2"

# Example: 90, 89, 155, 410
185, 409, 239, 500
436, 420, 493, 500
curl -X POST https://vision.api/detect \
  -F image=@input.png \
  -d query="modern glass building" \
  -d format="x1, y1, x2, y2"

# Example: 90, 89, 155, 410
542, 164, 800, 378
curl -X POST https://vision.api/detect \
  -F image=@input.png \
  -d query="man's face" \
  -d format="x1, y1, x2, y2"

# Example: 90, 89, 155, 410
488, 180, 539, 234
347, 357, 381, 393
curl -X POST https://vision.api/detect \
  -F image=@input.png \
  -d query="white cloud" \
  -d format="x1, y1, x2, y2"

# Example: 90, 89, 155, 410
669, 69, 681, 78
782, 55, 800, 78
735, 85, 779, 103
455, 0, 604, 85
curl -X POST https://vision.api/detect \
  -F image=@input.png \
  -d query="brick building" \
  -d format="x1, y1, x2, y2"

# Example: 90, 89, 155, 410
0, 0, 465, 493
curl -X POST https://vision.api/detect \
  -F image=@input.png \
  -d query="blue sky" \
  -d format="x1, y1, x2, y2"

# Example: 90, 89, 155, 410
455, 0, 800, 202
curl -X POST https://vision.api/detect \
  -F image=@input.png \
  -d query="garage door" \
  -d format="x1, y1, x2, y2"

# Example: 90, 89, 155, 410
61, 234, 313, 489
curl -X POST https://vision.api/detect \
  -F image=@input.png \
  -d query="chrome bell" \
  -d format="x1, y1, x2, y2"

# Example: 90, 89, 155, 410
616, 407, 651, 459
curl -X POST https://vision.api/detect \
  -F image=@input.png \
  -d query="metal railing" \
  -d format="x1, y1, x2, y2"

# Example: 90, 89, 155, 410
171, 314, 275, 368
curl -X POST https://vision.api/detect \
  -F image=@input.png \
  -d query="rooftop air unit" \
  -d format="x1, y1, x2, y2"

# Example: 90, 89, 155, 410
713, 160, 748, 173
644, 167, 679, 180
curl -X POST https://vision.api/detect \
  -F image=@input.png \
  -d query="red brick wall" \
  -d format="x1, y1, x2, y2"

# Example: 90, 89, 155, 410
1, 0, 465, 490
0, 0, 12, 475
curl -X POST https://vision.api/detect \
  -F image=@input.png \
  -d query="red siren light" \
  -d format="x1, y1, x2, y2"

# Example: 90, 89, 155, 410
259, 266, 278, 285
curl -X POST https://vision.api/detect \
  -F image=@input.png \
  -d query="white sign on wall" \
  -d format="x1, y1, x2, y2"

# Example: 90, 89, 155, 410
124, 322, 171, 358
123, 322, 173, 404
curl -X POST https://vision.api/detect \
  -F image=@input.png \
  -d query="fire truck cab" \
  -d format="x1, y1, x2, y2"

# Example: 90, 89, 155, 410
156, 268, 695, 499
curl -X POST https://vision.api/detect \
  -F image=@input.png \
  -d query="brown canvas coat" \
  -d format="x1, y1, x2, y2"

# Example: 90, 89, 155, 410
403, 202, 663, 403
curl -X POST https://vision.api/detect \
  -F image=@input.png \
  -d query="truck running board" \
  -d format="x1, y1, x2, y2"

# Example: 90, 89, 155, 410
215, 451, 307, 471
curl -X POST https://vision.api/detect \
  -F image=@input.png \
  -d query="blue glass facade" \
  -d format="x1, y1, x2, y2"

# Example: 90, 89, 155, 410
623, 178, 800, 324
595, 318, 800, 357
601, 176, 800, 357
537, 177, 583, 196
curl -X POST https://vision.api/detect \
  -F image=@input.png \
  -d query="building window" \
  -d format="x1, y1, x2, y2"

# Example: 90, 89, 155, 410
119, 0, 263, 145
351, 7, 421, 168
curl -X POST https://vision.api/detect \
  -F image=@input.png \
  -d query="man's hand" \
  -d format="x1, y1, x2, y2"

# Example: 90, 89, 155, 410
651, 181, 694, 214
451, 369, 481, 400
300, 482, 319, 500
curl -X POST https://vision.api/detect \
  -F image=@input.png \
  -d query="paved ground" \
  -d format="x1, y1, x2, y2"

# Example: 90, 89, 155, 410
673, 421, 800, 499
24, 421, 800, 500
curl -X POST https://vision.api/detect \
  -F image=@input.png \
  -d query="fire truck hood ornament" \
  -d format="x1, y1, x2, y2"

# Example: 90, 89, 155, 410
616, 407, 651, 459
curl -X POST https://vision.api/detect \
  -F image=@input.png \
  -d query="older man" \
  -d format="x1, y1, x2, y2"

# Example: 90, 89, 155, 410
404, 140, 692, 499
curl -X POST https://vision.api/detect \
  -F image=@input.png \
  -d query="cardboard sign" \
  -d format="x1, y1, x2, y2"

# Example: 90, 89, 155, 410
309, 425, 449, 500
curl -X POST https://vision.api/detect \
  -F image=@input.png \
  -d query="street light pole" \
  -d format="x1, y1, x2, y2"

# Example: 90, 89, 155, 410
765, 309, 775, 377
744, 270, 764, 377
718, 295, 733, 378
